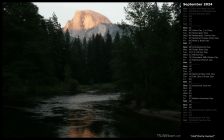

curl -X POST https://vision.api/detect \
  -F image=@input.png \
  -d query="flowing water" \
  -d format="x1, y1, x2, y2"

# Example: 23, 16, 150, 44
3, 90, 180, 138
30, 91, 120, 138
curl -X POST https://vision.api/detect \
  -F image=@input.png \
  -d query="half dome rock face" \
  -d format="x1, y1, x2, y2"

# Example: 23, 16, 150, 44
63, 10, 122, 40
64, 10, 112, 31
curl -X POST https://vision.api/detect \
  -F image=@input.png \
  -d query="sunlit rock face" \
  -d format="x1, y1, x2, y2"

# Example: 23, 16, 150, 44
63, 10, 121, 40
64, 10, 112, 31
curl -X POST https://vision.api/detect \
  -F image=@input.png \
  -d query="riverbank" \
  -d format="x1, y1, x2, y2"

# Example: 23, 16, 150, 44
136, 108, 180, 122
122, 103, 181, 122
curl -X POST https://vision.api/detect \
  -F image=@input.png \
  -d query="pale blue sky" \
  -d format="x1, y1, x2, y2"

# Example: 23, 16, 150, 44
33, 2, 128, 28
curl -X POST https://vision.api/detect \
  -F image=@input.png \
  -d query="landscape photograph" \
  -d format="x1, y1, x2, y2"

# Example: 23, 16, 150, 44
2, 2, 181, 138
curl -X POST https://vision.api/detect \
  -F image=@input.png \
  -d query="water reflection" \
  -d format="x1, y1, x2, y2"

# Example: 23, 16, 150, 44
4, 92, 180, 138
65, 109, 96, 138
67, 127, 96, 138
44, 93, 121, 138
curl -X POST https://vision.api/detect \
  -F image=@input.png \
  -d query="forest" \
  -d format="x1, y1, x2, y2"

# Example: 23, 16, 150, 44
2, 2, 181, 111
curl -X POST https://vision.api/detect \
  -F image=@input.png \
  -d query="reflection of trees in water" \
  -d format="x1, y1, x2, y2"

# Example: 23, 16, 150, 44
66, 109, 96, 138
67, 127, 96, 138
65, 104, 115, 138
89, 121, 113, 137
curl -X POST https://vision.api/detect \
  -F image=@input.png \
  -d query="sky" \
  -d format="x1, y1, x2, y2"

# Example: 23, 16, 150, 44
33, 2, 128, 28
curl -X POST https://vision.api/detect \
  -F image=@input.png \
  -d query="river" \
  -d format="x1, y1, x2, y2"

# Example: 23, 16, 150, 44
3, 90, 180, 138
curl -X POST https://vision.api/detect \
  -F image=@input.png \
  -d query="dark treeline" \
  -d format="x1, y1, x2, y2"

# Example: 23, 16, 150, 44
2, 2, 114, 98
114, 2, 181, 110
67, 32, 113, 84
2, 2, 181, 110
3, 3, 77, 97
